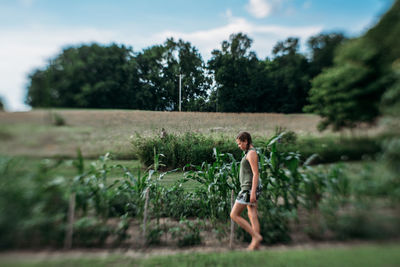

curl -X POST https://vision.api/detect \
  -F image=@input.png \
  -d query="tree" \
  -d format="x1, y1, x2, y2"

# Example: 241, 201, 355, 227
135, 44, 168, 110
26, 43, 139, 109
267, 37, 311, 113
304, 0, 400, 131
304, 38, 385, 131
136, 38, 211, 111
163, 38, 211, 111
208, 33, 268, 112
307, 32, 347, 77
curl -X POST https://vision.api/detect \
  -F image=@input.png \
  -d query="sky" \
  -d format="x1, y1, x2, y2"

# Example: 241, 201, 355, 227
0, 0, 394, 111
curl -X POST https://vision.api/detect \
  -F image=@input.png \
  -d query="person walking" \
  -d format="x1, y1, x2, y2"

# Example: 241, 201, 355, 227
230, 131, 263, 250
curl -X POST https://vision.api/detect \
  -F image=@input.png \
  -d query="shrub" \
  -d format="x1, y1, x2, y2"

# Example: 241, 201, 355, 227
169, 219, 202, 247
0, 157, 68, 249
280, 136, 382, 164
146, 225, 164, 245
132, 132, 241, 169
73, 217, 112, 247
320, 198, 400, 240
132, 132, 383, 170
52, 112, 66, 126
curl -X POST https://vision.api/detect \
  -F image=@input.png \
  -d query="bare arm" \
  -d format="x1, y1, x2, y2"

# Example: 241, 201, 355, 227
247, 150, 259, 203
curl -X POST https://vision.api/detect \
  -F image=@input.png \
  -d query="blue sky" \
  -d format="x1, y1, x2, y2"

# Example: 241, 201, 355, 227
0, 0, 394, 111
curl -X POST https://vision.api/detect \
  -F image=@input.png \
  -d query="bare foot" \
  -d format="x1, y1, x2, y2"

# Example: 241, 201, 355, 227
247, 233, 262, 251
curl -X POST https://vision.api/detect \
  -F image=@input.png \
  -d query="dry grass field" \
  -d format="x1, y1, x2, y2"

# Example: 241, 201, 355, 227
0, 109, 386, 159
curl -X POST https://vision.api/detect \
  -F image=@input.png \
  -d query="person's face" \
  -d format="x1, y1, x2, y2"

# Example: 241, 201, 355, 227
236, 138, 247, 151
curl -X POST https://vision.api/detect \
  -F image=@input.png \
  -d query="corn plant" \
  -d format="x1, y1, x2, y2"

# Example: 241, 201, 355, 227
258, 132, 303, 210
183, 148, 240, 220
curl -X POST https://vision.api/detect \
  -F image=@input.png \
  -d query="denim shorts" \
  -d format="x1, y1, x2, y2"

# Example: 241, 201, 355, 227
236, 180, 262, 205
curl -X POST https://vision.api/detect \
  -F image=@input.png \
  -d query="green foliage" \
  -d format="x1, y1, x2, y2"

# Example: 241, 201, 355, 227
184, 148, 240, 220
146, 225, 164, 245
320, 198, 400, 240
24, 28, 351, 113
267, 37, 312, 113
304, 38, 385, 131
132, 132, 240, 169
136, 38, 211, 111
208, 34, 317, 113
51, 112, 66, 126
0, 157, 68, 249
208, 33, 269, 112
26, 43, 140, 109
304, 161, 400, 241
307, 32, 347, 77
134, 131, 383, 169
72, 216, 112, 247
26, 39, 211, 111
1, 130, 399, 249
169, 219, 202, 247
281, 135, 382, 164
305, 0, 400, 131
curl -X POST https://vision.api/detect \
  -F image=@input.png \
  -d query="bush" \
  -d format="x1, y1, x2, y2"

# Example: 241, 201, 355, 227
51, 112, 66, 126
73, 217, 112, 247
132, 132, 383, 169
169, 219, 202, 247
146, 225, 164, 245
132, 132, 241, 169
280, 135, 382, 164
320, 198, 400, 240
0, 157, 68, 249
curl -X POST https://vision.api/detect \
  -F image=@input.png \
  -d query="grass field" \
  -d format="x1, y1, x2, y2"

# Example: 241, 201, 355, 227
0, 243, 399, 267
0, 109, 386, 159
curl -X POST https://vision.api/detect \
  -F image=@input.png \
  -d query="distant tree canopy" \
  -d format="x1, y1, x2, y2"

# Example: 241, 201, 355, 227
304, 0, 400, 131
26, 29, 347, 113
26, 44, 137, 109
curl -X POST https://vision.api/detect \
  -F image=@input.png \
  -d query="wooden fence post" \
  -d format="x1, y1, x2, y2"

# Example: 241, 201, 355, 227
229, 189, 235, 249
142, 187, 150, 246
64, 192, 76, 250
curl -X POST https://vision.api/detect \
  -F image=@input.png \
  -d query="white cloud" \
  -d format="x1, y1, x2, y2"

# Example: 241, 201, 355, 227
246, 0, 274, 18
18, 0, 35, 8
156, 16, 322, 60
245, 0, 289, 18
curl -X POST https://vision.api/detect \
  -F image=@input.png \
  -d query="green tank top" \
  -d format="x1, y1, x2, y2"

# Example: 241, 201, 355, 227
239, 147, 257, 190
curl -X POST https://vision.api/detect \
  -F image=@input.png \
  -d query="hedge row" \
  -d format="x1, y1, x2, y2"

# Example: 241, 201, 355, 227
131, 132, 383, 169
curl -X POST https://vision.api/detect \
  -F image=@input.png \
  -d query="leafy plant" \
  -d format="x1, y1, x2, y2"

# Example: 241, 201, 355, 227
169, 219, 202, 247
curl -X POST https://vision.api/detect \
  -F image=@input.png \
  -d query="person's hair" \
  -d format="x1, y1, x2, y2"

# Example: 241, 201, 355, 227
236, 131, 252, 151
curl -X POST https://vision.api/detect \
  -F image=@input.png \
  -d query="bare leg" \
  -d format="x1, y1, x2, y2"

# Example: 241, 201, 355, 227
247, 204, 261, 248
230, 202, 262, 250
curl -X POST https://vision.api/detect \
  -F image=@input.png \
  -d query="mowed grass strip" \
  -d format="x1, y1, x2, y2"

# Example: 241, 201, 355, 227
1, 244, 399, 267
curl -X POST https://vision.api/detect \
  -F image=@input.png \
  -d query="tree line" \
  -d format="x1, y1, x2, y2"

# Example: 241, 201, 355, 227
25, 32, 345, 114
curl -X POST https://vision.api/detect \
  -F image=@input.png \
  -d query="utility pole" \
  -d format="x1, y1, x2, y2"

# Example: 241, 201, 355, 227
179, 74, 182, 112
